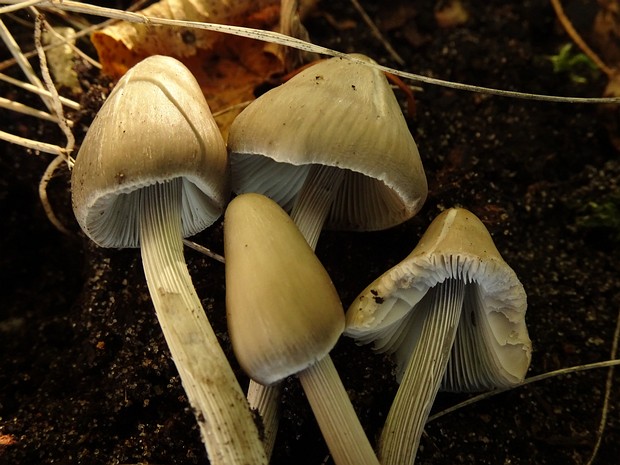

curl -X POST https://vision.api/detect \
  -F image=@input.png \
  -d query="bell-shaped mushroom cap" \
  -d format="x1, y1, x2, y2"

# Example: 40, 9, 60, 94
71, 55, 229, 248
228, 54, 427, 232
345, 208, 532, 391
225, 193, 345, 386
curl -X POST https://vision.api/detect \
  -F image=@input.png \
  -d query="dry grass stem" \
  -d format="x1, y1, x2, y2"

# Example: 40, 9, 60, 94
34, 10, 75, 165
0, 128, 67, 155
349, 0, 405, 65
182, 239, 225, 264
0, 0, 43, 15
550, 0, 614, 77
0, 14, 54, 112
0, 95, 59, 121
428, 358, 620, 423
39, 153, 72, 235
0, 72, 79, 108
1, 0, 618, 103
585, 306, 620, 465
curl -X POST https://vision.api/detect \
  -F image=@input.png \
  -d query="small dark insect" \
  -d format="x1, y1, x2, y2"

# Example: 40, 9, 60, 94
369, 289, 384, 303
181, 30, 196, 45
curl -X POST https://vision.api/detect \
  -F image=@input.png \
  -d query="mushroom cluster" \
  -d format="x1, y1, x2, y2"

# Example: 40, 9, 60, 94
71, 51, 531, 465
227, 52, 427, 457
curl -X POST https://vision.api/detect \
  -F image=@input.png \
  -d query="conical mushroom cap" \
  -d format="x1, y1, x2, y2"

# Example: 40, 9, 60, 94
228, 54, 427, 231
71, 55, 229, 248
225, 193, 345, 385
345, 208, 531, 390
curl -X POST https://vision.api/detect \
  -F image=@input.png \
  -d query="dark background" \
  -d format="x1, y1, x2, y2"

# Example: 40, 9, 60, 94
1, 0, 619, 464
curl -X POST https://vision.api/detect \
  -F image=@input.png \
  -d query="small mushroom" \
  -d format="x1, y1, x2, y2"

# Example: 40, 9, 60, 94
345, 208, 532, 465
225, 193, 380, 465
71, 55, 266, 465
228, 54, 427, 452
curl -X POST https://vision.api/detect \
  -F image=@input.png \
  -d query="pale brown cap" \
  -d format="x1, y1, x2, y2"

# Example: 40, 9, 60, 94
345, 208, 532, 391
228, 54, 427, 231
225, 193, 344, 385
71, 55, 229, 248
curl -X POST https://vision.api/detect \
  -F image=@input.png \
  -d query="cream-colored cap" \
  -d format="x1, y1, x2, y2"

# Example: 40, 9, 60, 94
345, 208, 532, 390
71, 55, 229, 248
228, 54, 427, 231
225, 193, 344, 385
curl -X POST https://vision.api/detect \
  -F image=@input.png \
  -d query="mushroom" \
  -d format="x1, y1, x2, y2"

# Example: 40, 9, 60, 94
228, 53, 427, 249
227, 53, 427, 452
345, 208, 532, 465
225, 193, 380, 465
71, 55, 267, 465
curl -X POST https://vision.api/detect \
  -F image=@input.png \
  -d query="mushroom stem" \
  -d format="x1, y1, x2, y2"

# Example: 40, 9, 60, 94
290, 163, 345, 250
138, 179, 267, 465
298, 356, 380, 465
379, 278, 466, 465
247, 381, 282, 457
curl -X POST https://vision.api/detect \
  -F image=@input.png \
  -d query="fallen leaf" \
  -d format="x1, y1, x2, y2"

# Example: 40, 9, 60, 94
588, 2, 620, 152
435, 0, 469, 29
91, 0, 286, 136
593, 0, 620, 68
376, 1, 417, 32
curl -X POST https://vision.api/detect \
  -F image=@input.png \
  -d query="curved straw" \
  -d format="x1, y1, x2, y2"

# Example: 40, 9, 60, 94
9, 0, 620, 103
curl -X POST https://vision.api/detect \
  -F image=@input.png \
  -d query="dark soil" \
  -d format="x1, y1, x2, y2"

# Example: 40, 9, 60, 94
1, 0, 619, 464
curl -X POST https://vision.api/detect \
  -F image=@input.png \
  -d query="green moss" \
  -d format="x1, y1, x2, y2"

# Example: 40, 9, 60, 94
575, 192, 620, 241
549, 43, 600, 84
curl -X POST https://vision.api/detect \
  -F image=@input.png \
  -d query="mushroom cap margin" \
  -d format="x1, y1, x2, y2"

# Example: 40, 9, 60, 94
71, 55, 229, 248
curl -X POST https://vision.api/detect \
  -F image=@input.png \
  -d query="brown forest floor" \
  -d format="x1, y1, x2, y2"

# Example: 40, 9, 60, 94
1, 0, 620, 464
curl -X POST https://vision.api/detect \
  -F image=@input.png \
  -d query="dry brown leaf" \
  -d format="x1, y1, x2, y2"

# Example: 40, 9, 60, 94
91, 0, 285, 136
435, 0, 469, 29
589, 1, 620, 152
593, 0, 620, 68
376, 1, 417, 32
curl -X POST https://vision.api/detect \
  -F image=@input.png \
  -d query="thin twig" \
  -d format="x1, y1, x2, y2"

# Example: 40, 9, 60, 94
550, 0, 615, 77
22, 9, 76, 234
585, 306, 620, 465
39, 154, 71, 235
0, 129, 66, 155
8, 0, 619, 104
0, 1, 109, 73
182, 239, 225, 264
0, 95, 60, 121
0, 72, 80, 109
41, 14, 101, 69
0, 15, 54, 112
428, 358, 620, 422
349, 0, 405, 65
0, 0, 44, 15
33, 10, 75, 166
212, 100, 252, 118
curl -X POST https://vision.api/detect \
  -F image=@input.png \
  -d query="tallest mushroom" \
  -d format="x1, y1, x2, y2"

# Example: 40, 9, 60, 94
71, 55, 267, 465
228, 53, 427, 249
